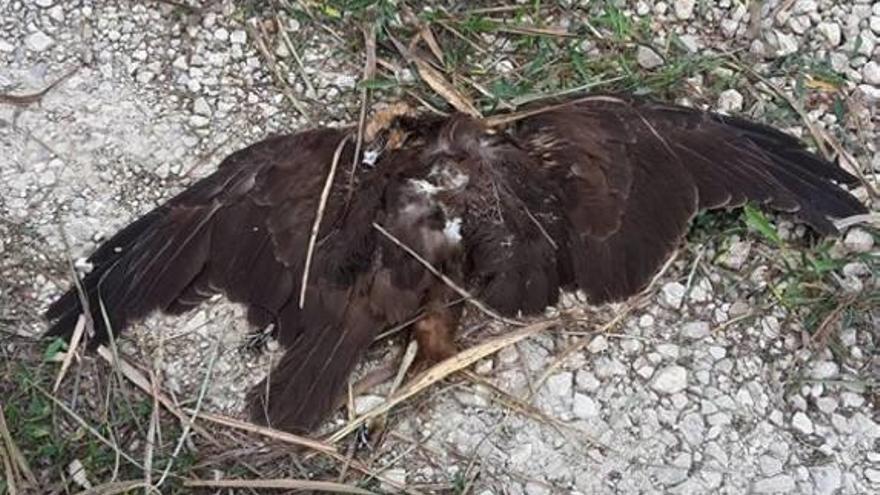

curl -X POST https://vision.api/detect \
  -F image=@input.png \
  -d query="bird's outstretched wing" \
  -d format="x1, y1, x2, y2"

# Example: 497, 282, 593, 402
45, 128, 361, 347
485, 94, 866, 307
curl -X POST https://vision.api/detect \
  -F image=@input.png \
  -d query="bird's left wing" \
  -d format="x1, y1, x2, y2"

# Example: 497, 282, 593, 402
491, 94, 866, 307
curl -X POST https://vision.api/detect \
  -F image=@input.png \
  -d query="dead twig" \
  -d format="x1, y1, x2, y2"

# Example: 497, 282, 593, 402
0, 66, 79, 108
95, 346, 220, 446
346, 23, 378, 209
326, 318, 555, 443
52, 314, 86, 393
184, 478, 375, 494
372, 222, 518, 325
186, 410, 337, 455
155, 340, 220, 487
300, 134, 353, 308
247, 20, 313, 123
388, 31, 481, 118
0, 406, 38, 489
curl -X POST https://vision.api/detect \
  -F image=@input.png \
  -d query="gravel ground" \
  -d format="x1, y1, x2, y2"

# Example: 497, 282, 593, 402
1, 0, 878, 493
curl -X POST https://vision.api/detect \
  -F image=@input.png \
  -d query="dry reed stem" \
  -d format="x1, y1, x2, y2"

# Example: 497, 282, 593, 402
326, 318, 555, 443
52, 313, 85, 392
299, 134, 353, 308
72, 480, 153, 495
389, 32, 481, 118
247, 19, 313, 123
185, 410, 337, 455
0, 406, 37, 487
95, 346, 219, 446
184, 478, 375, 494
372, 222, 519, 325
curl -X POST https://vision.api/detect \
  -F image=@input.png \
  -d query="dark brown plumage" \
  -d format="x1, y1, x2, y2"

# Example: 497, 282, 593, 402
45, 93, 866, 433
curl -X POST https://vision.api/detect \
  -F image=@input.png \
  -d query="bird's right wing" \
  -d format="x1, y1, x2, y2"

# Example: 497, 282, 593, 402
45, 128, 359, 347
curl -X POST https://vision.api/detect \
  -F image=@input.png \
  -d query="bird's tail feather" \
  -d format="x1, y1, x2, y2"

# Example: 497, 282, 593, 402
247, 294, 380, 433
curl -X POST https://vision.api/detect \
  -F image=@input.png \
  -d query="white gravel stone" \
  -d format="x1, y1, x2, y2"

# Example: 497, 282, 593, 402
456, 384, 491, 408
576, 371, 601, 391
817, 22, 842, 46
190, 115, 210, 128
354, 394, 385, 415
810, 465, 842, 494
650, 365, 688, 394
809, 361, 839, 380
759, 454, 783, 476
230, 30, 247, 44
572, 393, 599, 419
793, 0, 817, 14
636, 46, 664, 69
673, 0, 695, 20
844, 228, 875, 253
720, 239, 751, 270
863, 61, 880, 86
25, 30, 54, 52
681, 321, 710, 339
381, 467, 406, 493
193, 97, 212, 116
0, 39, 14, 52
753, 474, 796, 493
771, 30, 799, 56
524, 481, 550, 495
816, 396, 838, 414
660, 282, 685, 309
841, 392, 865, 408
587, 335, 608, 353
792, 412, 814, 434
594, 357, 628, 378
546, 372, 573, 400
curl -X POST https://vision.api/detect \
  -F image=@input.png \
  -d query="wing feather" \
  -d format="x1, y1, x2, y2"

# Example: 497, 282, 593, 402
501, 94, 866, 306
44, 128, 354, 346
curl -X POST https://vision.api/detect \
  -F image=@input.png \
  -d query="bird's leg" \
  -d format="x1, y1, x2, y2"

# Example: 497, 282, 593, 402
412, 303, 460, 365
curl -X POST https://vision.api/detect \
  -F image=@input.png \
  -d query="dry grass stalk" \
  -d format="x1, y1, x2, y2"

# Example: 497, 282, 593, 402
372, 222, 518, 325
834, 213, 880, 230
530, 304, 637, 398
276, 14, 317, 96
31, 381, 142, 468
389, 32, 481, 118
326, 318, 556, 443
0, 444, 15, 495
52, 313, 86, 392
346, 23, 378, 209
186, 410, 337, 455
184, 478, 375, 494
247, 19, 313, 123
0, 66, 79, 108
483, 95, 626, 128
72, 480, 151, 495
95, 346, 219, 446
0, 405, 37, 489
299, 134, 353, 308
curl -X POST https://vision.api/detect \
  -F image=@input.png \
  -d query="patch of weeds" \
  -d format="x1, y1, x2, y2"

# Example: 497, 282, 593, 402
737, 207, 878, 346
688, 209, 746, 243
1, 342, 200, 493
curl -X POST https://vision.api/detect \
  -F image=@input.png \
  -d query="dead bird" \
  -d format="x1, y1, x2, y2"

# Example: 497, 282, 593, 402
44, 93, 867, 433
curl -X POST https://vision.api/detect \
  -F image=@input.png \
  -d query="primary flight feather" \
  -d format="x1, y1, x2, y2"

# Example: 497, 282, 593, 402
45, 93, 867, 433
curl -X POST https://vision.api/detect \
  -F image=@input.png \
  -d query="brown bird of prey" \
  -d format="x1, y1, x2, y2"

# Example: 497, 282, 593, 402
46, 93, 866, 433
